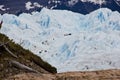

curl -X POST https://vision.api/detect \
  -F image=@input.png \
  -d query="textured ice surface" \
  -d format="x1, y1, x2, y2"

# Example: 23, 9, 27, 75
0, 8, 120, 72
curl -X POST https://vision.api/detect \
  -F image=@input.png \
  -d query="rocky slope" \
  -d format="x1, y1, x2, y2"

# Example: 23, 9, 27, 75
0, 0, 120, 15
0, 33, 57, 80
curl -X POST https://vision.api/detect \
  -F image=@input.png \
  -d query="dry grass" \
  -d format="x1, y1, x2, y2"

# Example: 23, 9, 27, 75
6, 69, 120, 80
56, 69, 120, 80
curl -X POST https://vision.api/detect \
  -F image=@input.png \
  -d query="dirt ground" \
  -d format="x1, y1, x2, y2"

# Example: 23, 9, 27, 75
6, 69, 120, 80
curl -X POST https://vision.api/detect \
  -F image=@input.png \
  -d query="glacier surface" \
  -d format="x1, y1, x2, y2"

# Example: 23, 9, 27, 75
0, 8, 120, 72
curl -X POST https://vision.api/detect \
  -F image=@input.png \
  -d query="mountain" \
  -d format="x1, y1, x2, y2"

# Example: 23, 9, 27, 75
0, 0, 120, 15
0, 8, 120, 73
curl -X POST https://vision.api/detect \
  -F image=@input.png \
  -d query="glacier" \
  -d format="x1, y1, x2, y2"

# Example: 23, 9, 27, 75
0, 8, 120, 72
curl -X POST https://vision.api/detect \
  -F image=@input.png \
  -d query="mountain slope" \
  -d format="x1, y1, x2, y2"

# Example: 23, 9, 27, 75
0, 0, 120, 15
0, 8, 120, 72
0, 33, 57, 79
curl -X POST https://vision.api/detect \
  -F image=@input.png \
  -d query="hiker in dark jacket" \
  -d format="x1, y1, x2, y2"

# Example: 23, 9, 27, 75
0, 20, 3, 29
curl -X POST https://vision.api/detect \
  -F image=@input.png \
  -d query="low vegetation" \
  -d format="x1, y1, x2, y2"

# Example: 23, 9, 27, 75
0, 33, 57, 79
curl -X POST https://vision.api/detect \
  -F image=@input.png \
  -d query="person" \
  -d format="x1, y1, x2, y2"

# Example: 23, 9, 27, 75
0, 20, 3, 29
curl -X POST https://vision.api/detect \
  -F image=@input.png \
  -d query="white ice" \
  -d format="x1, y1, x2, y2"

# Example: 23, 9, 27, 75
0, 8, 120, 72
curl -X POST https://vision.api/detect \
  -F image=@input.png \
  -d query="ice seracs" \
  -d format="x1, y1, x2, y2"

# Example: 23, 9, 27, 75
0, 8, 120, 72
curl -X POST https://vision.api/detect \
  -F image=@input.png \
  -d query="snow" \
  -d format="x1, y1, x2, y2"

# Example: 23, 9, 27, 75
33, 2, 43, 8
25, 2, 34, 10
68, 0, 79, 6
25, 2, 43, 10
114, 0, 120, 6
68, 0, 106, 6
0, 5, 6, 11
0, 8, 120, 73
81, 0, 106, 4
